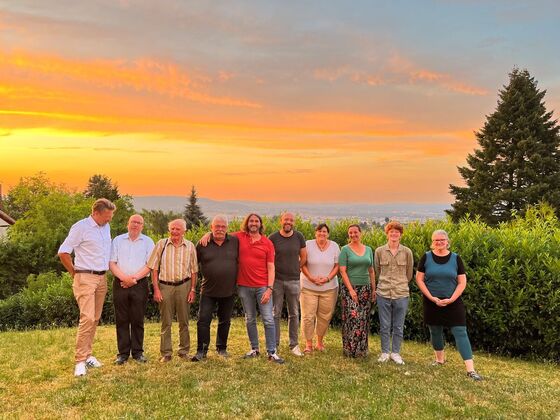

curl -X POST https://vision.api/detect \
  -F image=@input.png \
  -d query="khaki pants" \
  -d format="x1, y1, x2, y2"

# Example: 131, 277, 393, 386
159, 281, 190, 357
72, 273, 108, 363
300, 287, 338, 340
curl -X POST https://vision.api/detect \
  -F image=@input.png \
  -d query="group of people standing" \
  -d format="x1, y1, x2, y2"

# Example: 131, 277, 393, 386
58, 198, 482, 381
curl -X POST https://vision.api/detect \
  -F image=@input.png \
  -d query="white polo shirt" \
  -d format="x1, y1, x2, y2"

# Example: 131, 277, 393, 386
58, 216, 112, 271
110, 233, 155, 275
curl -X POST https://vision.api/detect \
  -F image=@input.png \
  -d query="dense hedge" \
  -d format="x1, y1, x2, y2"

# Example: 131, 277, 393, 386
1, 206, 558, 361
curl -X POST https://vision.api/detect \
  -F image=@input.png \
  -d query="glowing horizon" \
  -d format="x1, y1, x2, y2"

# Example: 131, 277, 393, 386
1, 1, 559, 204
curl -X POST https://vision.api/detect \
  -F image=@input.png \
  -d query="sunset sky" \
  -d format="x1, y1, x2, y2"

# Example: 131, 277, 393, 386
1, 1, 559, 204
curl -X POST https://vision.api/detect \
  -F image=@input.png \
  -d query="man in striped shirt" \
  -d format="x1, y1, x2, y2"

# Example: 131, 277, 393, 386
147, 219, 198, 362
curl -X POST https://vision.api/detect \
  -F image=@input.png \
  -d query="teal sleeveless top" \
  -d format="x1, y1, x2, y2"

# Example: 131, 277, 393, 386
423, 252, 458, 298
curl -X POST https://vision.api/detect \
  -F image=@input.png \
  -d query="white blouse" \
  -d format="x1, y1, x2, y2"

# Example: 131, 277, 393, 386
300, 239, 340, 291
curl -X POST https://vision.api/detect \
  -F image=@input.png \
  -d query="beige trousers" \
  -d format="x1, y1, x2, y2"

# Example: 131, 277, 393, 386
72, 273, 108, 363
159, 281, 191, 357
300, 287, 338, 340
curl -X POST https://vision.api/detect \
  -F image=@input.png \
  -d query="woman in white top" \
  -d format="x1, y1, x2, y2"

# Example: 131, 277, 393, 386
300, 223, 340, 353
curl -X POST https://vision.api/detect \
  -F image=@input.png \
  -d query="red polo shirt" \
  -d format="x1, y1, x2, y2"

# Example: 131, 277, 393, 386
235, 231, 275, 287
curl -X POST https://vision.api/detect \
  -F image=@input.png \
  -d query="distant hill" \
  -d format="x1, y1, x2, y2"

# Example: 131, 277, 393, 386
133, 196, 449, 223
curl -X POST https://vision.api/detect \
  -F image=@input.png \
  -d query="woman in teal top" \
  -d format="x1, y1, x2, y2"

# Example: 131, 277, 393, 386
338, 224, 376, 357
416, 229, 482, 381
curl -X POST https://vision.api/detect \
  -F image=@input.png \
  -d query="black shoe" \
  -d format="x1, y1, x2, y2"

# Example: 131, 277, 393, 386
133, 354, 148, 363
467, 371, 483, 381
191, 352, 207, 362
217, 349, 230, 359
114, 355, 128, 365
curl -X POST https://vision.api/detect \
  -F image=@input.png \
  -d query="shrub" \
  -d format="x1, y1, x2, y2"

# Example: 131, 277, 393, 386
0, 206, 558, 360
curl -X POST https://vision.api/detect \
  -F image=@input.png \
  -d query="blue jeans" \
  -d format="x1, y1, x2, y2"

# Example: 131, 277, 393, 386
238, 286, 277, 354
377, 295, 409, 354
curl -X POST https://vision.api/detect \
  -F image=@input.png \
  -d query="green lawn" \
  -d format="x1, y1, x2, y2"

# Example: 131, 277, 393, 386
0, 319, 558, 419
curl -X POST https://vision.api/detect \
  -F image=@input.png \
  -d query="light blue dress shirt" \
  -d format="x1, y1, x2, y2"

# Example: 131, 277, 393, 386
110, 233, 155, 275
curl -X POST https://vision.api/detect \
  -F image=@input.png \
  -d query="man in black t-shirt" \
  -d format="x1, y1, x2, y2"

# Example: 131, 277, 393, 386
192, 215, 239, 361
269, 212, 306, 356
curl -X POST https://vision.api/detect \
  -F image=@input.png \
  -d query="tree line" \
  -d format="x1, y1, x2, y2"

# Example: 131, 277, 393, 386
0, 173, 208, 298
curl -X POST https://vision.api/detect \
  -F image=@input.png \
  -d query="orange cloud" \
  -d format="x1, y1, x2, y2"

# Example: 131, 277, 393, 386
0, 50, 261, 108
313, 52, 488, 96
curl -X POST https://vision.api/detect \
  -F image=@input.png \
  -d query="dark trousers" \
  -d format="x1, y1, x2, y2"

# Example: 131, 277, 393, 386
196, 294, 235, 353
113, 277, 149, 358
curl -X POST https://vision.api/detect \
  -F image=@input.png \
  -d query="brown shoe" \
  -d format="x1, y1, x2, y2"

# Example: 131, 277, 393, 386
159, 355, 172, 363
178, 353, 190, 360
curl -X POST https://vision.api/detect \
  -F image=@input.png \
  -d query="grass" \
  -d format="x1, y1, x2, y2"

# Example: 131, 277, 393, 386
0, 319, 559, 419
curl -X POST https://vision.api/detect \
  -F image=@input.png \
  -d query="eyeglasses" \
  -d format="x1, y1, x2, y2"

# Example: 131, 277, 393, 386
432, 239, 447, 242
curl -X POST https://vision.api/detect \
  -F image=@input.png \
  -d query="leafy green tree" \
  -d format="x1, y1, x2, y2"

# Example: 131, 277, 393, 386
84, 174, 120, 202
111, 196, 136, 236
3, 172, 66, 220
0, 176, 133, 297
183, 186, 207, 230
141, 209, 182, 237
448, 68, 560, 224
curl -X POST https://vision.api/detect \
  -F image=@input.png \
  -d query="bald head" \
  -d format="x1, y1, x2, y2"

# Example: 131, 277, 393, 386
127, 214, 144, 239
280, 212, 295, 235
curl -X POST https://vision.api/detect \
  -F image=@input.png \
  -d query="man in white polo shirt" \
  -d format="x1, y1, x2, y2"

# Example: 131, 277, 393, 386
109, 214, 154, 365
58, 198, 116, 377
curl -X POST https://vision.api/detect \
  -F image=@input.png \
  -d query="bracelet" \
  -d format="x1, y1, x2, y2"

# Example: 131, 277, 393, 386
266, 286, 273, 290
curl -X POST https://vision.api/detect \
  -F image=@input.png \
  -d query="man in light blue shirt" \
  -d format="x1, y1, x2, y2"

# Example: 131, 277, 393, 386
110, 214, 155, 365
58, 198, 116, 377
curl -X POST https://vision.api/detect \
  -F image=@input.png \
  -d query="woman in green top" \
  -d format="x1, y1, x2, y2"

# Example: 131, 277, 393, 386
338, 224, 376, 357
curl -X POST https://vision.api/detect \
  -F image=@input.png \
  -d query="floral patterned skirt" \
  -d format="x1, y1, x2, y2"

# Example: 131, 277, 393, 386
341, 284, 372, 357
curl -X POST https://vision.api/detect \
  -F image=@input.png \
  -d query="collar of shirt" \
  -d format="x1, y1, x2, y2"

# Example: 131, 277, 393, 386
87, 215, 99, 228
165, 238, 190, 247
210, 233, 230, 244
241, 232, 265, 243
123, 233, 147, 242
380, 243, 404, 254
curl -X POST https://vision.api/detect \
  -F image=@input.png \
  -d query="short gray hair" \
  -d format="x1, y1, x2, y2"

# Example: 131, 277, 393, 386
168, 218, 187, 230
212, 214, 228, 225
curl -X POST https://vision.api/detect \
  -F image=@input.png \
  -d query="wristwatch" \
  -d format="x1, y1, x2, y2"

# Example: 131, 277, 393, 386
266, 286, 273, 290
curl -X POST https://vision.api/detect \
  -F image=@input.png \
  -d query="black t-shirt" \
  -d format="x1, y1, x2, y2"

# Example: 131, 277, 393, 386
417, 251, 466, 275
196, 234, 239, 297
268, 231, 306, 281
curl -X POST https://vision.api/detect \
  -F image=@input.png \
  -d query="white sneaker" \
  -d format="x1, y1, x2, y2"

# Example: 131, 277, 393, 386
377, 353, 390, 362
390, 352, 405, 365
86, 355, 102, 368
74, 361, 87, 377
291, 345, 304, 357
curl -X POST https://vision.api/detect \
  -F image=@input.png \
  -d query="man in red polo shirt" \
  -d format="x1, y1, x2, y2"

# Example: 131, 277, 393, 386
199, 213, 284, 363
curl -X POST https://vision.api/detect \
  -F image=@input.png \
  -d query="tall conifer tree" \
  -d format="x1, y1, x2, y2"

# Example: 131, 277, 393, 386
448, 68, 560, 224
183, 185, 207, 230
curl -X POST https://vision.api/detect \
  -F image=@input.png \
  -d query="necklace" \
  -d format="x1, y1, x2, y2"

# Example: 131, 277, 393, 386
316, 240, 329, 252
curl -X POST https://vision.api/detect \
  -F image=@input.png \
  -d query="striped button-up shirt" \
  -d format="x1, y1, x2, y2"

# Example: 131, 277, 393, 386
147, 238, 198, 282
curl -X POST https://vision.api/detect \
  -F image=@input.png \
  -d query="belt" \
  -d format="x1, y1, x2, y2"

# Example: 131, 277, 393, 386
159, 278, 190, 286
75, 270, 106, 275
